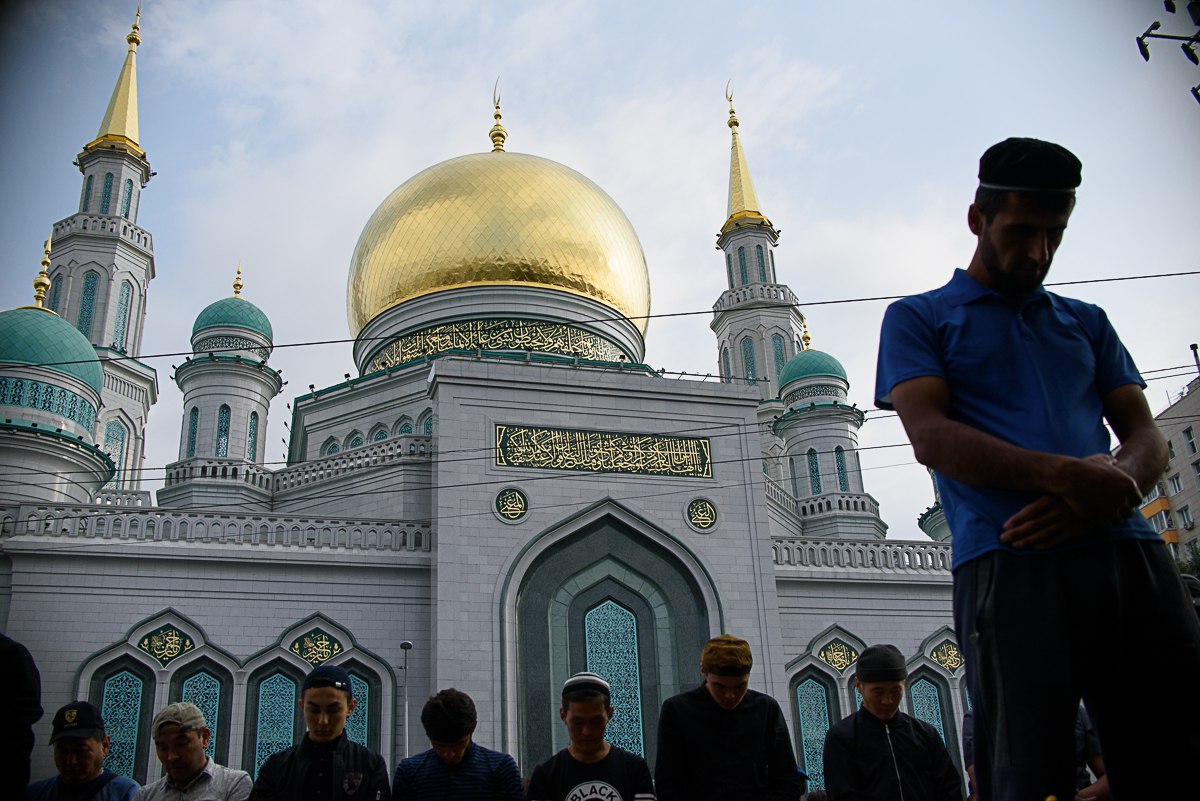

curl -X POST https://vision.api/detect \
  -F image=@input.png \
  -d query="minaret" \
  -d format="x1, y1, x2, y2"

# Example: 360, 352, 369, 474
45, 8, 158, 490
158, 267, 282, 511
709, 90, 807, 401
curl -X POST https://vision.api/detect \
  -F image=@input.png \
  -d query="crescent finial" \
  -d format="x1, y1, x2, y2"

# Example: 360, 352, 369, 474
725, 80, 734, 109
493, 76, 502, 110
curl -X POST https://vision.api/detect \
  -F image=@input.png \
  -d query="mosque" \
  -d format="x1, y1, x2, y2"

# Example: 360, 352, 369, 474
0, 14, 965, 792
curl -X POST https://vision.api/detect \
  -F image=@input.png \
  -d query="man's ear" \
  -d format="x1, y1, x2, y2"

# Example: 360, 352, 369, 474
559, 707, 568, 723
967, 203, 984, 236
346, 696, 358, 714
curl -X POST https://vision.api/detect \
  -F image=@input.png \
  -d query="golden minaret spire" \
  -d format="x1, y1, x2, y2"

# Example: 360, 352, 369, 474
722, 82, 774, 235
85, 5, 145, 158
489, 78, 508, 152
232, 263, 244, 297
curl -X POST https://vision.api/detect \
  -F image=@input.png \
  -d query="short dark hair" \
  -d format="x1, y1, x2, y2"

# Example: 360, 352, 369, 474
562, 687, 611, 708
421, 688, 476, 743
974, 187, 1075, 222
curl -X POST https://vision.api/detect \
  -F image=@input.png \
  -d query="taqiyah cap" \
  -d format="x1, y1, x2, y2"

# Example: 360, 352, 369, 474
50, 701, 105, 743
151, 702, 207, 738
701, 634, 753, 676
855, 644, 908, 682
979, 137, 1082, 193
562, 671, 611, 702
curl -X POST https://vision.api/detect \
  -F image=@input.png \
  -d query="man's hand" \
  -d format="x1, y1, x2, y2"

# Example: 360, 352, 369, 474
1001, 495, 1089, 549
1075, 775, 1110, 801
1053, 454, 1143, 527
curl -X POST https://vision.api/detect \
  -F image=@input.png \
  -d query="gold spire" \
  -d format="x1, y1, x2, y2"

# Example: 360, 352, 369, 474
489, 78, 508, 152
801, 319, 812, 350
84, 6, 146, 159
18, 234, 58, 314
721, 83, 772, 235
232, 262, 244, 297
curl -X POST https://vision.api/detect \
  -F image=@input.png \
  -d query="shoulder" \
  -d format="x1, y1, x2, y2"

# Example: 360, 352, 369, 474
23, 778, 56, 801
826, 711, 858, 740
214, 762, 252, 782
107, 775, 141, 801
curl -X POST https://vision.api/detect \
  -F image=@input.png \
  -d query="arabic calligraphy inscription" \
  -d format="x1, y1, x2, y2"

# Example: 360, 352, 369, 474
495, 424, 712, 479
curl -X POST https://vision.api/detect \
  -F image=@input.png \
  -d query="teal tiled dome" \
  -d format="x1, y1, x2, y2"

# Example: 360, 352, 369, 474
778, 348, 848, 390
0, 307, 104, 393
192, 297, 273, 341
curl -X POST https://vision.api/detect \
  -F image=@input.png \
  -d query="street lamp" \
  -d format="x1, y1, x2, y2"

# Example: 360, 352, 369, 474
400, 640, 414, 758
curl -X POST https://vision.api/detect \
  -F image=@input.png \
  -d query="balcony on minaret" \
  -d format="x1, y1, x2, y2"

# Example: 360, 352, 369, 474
712, 282, 798, 312
53, 213, 154, 255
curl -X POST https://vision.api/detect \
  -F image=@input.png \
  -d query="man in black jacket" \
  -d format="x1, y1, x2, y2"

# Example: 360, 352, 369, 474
250, 665, 390, 801
822, 644, 961, 801
655, 634, 802, 801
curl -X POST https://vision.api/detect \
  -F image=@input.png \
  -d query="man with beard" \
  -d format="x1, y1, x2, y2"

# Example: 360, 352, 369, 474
875, 137, 1200, 800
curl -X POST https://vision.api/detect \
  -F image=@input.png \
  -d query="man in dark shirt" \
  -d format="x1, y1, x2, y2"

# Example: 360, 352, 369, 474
392, 688, 522, 801
654, 635, 801, 801
250, 664, 390, 801
822, 644, 961, 801
527, 672, 654, 801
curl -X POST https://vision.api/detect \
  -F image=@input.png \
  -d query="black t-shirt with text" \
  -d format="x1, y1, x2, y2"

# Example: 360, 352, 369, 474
527, 746, 655, 801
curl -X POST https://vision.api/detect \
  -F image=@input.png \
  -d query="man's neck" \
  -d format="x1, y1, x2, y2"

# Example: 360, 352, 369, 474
567, 742, 611, 764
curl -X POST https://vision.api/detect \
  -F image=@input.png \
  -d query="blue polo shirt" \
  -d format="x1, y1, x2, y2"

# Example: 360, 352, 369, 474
875, 269, 1157, 568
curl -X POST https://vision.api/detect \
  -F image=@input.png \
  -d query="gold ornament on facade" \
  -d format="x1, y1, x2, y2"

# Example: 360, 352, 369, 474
138, 625, 195, 667
495, 487, 528, 521
346, 151, 651, 336
290, 629, 344, 664
368, 318, 625, 372
818, 639, 859, 672
687, 498, 718, 530
495, 424, 711, 478
930, 640, 964, 672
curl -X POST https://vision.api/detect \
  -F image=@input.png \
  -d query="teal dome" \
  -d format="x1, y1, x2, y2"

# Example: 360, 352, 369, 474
0, 307, 104, 394
192, 297, 273, 341
778, 348, 848, 389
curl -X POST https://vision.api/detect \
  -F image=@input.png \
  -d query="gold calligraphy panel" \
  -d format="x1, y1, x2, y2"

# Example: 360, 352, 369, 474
495, 488, 528, 521
138, 626, 195, 667
687, 498, 717, 530
368, 319, 625, 372
930, 640, 964, 673
289, 629, 344, 665
495, 424, 712, 479
817, 639, 859, 672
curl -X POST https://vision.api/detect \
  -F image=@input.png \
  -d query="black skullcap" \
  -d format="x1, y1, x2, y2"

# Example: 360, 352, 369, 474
302, 664, 353, 696
855, 644, 907, 682
978, 137, 1082, 193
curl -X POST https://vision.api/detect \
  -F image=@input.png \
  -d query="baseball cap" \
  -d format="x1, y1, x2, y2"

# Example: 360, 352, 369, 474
50, 701, 105, 744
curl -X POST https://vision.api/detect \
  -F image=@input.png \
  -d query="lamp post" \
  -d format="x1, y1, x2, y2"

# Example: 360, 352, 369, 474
400, 640, 413, 758
1135, 3, 1200, 105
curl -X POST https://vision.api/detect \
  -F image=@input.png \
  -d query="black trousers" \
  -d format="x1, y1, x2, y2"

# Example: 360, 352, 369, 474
954, 538, 1200, 801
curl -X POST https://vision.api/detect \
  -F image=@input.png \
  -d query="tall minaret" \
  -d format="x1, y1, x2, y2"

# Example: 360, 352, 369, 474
709, 90, 807, 402
47, 8, 158, 490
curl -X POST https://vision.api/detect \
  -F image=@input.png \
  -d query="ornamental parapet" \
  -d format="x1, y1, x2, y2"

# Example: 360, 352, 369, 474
763, 474, 799, 516
712, 283, 798, 312
93, 489, 153, 506
54, 214, 153, 253
0, 502, 430, 552
274, 435, 432, 492
772, 536, 952, 575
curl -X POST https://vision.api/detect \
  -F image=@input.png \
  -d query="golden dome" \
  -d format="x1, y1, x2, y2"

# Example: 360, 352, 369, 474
347, 151, 651, 336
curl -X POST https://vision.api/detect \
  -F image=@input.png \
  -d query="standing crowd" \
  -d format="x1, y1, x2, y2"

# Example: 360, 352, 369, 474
15, 136, 1200, 801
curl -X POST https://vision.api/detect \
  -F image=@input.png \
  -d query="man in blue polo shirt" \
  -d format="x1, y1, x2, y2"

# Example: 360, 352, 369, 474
875, 137, 1200, 801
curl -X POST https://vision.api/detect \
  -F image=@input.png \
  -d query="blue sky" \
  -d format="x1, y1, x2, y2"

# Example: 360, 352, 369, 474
1, 0, 1196, 537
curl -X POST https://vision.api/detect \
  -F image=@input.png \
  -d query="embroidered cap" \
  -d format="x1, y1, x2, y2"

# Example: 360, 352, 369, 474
701, 634, 753, 676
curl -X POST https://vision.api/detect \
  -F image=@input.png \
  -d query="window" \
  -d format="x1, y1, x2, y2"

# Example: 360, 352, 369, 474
345, 673, 370, 746
725, 254, 733, 289
721, 348, 731, 383
741, 338, 757, 385
908, 677, 947, 744
585, 600, 644, 755
1143, 484, 1162, 504
325, 442, 340, 456
423, 416, 433, 435
1193, 461, 1200, 486
1149, 510, 1173, 534
794, 676, 835, 791
101, 172, 114, 215
1180, 506, 1193, 529
252, 672, 298, 778
113, 281, 132, 351
247, 412, 259, 462
83, 174, 93, 211
186, 408, 199, 457
398, 422, 413, 435
756, 245, 766, 282
78, 272, 98, 338
835, 447, 849, 492
1168, 439, 1176, 460
1169, 474, 1184, 495
215, 405, 231, 457
349, 434, 364, 449
122, 178, 134, 218
808, 449, 822, 495
48, 276, 61, 312
102, 420, 128, 490
738, 247, 748, 285
1186, 427, 1197, 455
372, 429, 388, 442
790, 457, 798, 497
772, 335, 786, 384
181, 671, 222, 762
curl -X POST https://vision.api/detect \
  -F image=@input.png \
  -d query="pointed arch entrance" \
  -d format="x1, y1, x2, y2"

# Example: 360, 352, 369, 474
506, 501, 720, 771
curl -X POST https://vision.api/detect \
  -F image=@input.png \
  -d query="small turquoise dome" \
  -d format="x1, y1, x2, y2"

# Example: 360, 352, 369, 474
778, 348, 848, 389
192, 297, 273, 341
0, 307, 103, 394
